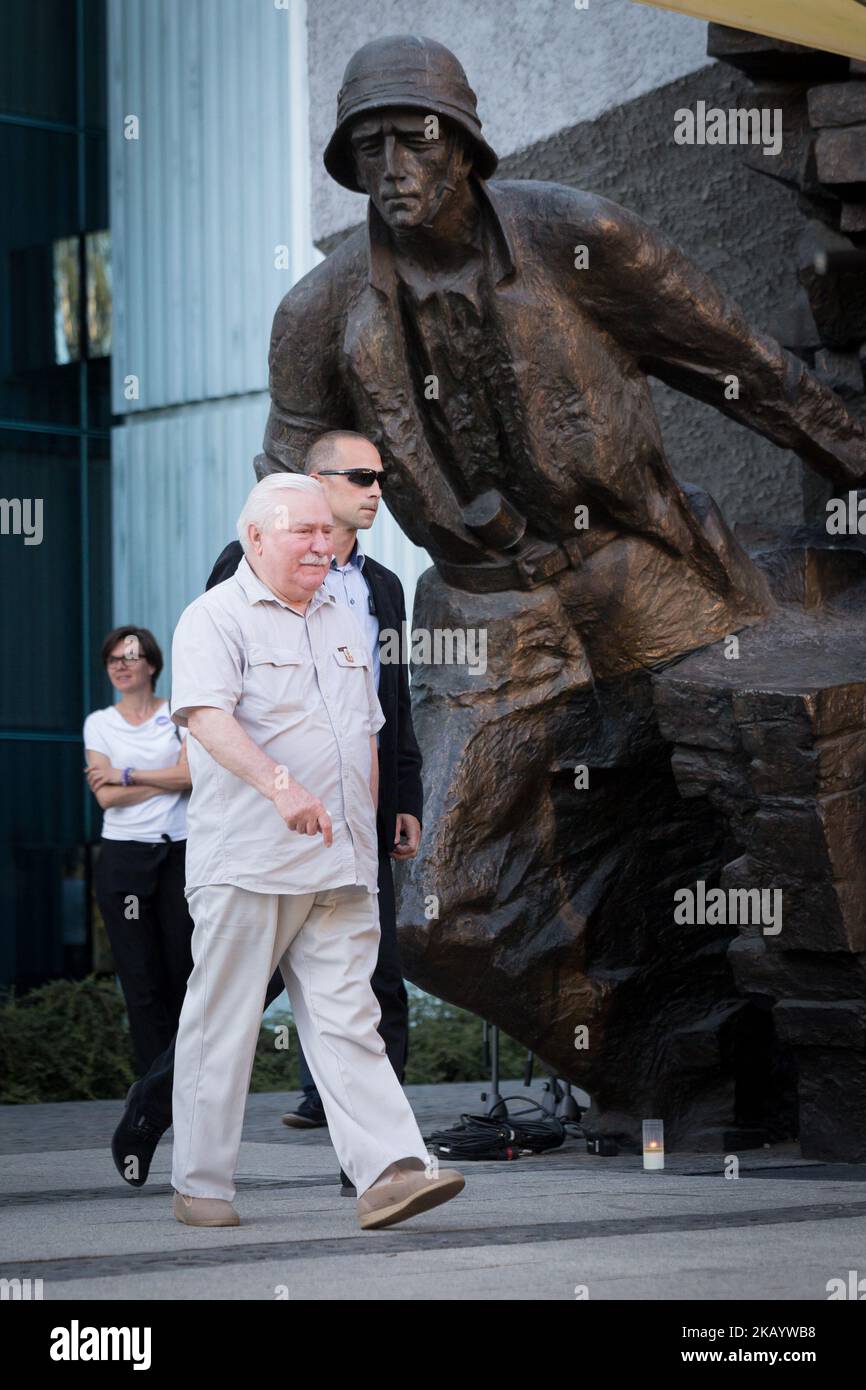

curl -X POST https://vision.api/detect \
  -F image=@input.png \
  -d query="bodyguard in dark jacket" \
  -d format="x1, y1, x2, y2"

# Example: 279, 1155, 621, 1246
112, 432, 424, 1193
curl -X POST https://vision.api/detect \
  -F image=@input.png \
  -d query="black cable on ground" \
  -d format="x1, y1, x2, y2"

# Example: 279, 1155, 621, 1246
425, 1098, 584, 1161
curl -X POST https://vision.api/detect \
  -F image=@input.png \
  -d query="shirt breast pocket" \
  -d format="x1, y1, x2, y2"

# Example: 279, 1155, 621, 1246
332, 646, 369, 672
245, 644, 306, 716
331, 646, 370, 730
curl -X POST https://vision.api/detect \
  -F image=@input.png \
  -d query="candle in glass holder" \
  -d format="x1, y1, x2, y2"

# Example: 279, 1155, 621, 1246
643, 1119, 664, 1170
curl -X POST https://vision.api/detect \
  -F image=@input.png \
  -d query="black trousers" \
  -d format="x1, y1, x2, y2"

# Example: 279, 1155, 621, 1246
94, 837, 195, 1077
134, 818, 410, 1130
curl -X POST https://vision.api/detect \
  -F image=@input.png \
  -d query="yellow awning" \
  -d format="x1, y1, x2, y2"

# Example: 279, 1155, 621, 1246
629, 1, 866, 62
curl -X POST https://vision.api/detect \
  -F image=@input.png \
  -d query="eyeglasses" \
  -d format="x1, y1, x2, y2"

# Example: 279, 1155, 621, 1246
316, 469, 388, 489
106, 655, 144, 668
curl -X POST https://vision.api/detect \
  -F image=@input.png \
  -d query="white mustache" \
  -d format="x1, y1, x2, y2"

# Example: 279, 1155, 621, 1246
300, 555, 329, 566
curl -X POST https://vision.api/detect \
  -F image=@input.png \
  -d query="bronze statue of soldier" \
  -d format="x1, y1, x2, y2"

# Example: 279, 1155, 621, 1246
256, 36, 866, 1153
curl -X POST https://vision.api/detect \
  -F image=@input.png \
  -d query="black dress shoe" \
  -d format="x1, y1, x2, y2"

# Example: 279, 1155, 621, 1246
111, 1080, 169, 1187
281, 1096, 327, 1129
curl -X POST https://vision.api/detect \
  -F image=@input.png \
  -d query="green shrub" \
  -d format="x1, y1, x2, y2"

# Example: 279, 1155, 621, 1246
251, 1014, 301, 1091
250, 991, 527, 1092
0, 977, 136, 1103
403, 991, 527, 1084
1, 978, 529, 1102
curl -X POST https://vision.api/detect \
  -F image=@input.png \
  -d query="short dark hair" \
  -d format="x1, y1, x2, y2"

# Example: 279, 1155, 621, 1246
304, 431, 379, 475
100, 626, 163, 691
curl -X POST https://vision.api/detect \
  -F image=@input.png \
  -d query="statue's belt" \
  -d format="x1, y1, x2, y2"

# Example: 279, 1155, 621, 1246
434, 530, 617, 594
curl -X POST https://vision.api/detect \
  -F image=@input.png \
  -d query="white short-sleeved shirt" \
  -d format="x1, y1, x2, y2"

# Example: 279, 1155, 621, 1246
170, 555, 386, 895
83, 702, 189, 842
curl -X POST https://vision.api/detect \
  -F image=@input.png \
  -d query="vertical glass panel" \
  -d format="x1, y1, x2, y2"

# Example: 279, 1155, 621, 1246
0, 429, 82, 730
53, 235, 81, 364
85, 132, 108, 229
0, 0, 109, 994
85, 433, 113, 718
83, 0, 107, 131
0, 124, 80, 424
0, 746, 91, 991
61, 845, 91, 984
86, 355, 111, 431
86, 230, 111, 358
0, 0, 78, 125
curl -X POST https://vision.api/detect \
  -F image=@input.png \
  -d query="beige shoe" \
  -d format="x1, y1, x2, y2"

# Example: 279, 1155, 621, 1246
357, 1167, 465, 1230
173, 1191, 240, 1227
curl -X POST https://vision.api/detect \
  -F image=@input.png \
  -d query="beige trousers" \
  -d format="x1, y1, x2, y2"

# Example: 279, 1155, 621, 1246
170, 882, 430, 1200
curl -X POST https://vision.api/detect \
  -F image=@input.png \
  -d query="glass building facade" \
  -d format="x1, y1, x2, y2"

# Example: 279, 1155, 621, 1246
0, 0, 111, 991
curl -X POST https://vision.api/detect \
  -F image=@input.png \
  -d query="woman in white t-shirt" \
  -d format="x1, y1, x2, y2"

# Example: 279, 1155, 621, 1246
84, 626, 194, 1075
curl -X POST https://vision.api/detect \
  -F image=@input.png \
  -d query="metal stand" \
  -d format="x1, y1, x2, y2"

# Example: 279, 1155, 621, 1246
480, 1026, 584, 1125
480, 1022, 507, 1118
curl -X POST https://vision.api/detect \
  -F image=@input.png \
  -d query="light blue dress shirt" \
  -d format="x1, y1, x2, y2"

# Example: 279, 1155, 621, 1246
322, 538, 381, 691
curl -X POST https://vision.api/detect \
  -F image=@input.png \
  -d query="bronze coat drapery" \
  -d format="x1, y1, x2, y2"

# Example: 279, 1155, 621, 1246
259, 176, 866, 662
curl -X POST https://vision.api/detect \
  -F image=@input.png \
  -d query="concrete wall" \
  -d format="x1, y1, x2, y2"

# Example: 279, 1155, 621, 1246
307, 0, 807, 528
309, 0, 711, 243
497, 60, 805, 525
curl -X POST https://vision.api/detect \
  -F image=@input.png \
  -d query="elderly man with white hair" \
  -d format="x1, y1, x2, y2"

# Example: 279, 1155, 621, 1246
168, 473, 464, 1229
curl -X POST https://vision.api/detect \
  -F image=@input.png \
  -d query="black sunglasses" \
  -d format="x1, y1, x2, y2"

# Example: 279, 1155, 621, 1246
316, 468, 388, 488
